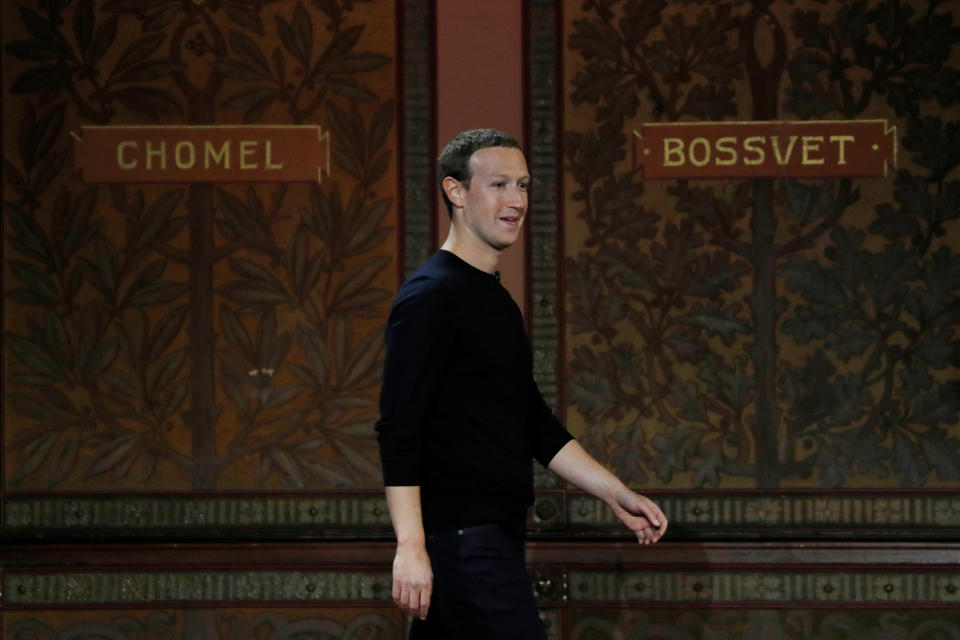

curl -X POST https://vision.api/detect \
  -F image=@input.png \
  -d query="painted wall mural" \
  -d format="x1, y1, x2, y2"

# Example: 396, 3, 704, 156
2, 3, 959, 640
563, 0, 960, 492
2, 0, 398, 495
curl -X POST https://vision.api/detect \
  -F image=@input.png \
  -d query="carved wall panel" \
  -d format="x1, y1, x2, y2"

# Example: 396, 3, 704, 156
556, 0, 960, 535
1, 0, 439, 538
4, 542, 958, 639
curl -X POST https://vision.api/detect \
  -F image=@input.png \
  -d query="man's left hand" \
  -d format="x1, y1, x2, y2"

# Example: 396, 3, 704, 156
608, 490, 668, 544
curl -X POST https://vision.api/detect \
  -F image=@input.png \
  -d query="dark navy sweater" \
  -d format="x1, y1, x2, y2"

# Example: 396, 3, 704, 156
375, 250, 573, 538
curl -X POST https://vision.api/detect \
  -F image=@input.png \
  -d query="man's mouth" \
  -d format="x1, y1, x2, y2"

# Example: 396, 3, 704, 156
499, 215, 520, 225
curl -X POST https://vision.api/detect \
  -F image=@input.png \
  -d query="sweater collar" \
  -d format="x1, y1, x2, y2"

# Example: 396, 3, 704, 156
436, 249, 501, 283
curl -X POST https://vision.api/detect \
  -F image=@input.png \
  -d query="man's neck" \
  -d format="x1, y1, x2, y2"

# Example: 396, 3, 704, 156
440, 233, 501, 275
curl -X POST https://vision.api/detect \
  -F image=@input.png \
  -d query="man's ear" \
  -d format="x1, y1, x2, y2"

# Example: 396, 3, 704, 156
442, 176, 464, 209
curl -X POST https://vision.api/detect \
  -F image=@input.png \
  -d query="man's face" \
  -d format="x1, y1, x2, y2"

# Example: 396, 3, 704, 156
455, 146, 529, 252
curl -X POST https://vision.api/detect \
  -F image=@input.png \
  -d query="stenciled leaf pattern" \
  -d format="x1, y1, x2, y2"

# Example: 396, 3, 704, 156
565, 0, 960, 489
214, 1, 390, 123
6, 2, 185, 122
4, 0, 395, 490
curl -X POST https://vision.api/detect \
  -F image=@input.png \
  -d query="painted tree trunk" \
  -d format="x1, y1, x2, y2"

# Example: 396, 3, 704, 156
743, 7, 787, 488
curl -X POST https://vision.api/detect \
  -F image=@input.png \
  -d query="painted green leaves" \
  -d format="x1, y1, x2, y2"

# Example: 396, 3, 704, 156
565, 0, 959, 489
4, 1, 394, 491
780, 118, 960, 487
6, 3, 184, 122
569, 0, 740, 125
214, 2, 390, 123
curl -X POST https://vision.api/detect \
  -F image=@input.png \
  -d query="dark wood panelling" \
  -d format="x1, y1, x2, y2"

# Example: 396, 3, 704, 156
3, 542, 958, 637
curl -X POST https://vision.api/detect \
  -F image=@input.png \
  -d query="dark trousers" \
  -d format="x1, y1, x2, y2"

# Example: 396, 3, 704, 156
408, 524, 546, 640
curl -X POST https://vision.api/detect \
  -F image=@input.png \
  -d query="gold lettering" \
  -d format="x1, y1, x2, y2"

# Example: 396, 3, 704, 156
830, 135, 855, 165
771, 136, 798, 165
117, 141, 137, 170
205, 141, 230, 169
801, 135, 824, 165
240, 140, 257, 169
663, 138, 685, 167
175, 141, 195, 170
688, 137, 710, 167
265, 140, 284, 170
715, 136, 737, 166
145, 140, 166, 170
743, 136, 765, 165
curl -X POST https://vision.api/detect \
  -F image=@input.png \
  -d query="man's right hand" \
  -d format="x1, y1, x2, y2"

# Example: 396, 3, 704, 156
392, 541, 433, 620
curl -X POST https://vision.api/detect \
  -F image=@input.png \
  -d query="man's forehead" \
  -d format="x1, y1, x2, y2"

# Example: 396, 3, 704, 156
469, 146, 528, 174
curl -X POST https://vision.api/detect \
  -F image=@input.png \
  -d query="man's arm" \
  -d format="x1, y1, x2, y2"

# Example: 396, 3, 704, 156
385, 486, 432, 620
376, 279, 453, 620
548, 440, 667, 543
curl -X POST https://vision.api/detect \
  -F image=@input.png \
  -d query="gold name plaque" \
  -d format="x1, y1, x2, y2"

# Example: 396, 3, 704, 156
72, 125, 330, 184
634, 120, 896, 179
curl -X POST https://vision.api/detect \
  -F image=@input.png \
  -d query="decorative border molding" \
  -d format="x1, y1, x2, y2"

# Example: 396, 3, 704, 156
4, 571, 392, 605
528, 0, 561, 415
6, 567, 958, 608
532, 492, 960, 534
4, 495, 391, 532
402, 0, 433, 276
528, 0, 563, 494
8, 491, 960, 535
567, 569, 960, 605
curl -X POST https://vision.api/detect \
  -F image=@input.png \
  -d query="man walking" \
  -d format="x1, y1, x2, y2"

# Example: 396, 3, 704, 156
376, 129, 667, 638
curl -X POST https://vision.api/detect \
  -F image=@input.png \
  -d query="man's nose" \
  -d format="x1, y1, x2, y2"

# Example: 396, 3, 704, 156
506, 186, 526, 208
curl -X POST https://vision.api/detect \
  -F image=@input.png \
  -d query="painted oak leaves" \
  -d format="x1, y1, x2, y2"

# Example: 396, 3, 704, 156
4, 0, 394, 490
565, 0, 960, 489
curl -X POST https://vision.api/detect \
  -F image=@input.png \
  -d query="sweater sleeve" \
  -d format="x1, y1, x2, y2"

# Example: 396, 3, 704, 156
375, 278, 454, 486
528, 379, 574, 468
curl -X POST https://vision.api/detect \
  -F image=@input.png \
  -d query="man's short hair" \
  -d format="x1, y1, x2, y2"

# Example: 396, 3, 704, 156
437, 128, 522, 216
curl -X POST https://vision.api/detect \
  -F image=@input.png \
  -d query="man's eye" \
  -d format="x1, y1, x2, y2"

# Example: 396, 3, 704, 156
493, 182, 505, 188
519, 182, 529, 190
